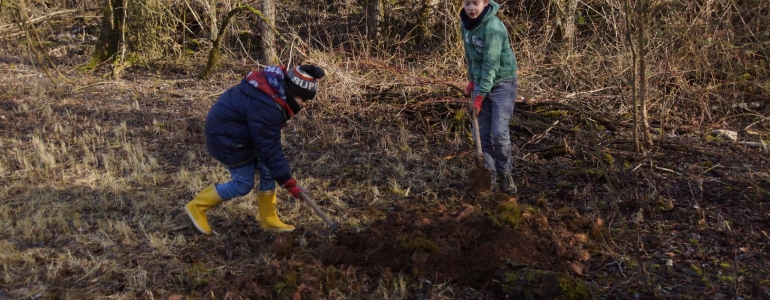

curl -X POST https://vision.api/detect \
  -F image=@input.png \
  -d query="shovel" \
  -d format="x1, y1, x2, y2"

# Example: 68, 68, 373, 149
469, 108, 492, 193
299, 192, 342, 237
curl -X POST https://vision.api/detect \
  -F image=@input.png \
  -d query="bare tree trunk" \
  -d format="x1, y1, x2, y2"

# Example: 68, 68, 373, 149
623, 0, 640, 152
262, 0, 277, 65
638, 0, 653, 148
365, 0, 382, 42
564, 0, 577, 49
203, 0, 217, 41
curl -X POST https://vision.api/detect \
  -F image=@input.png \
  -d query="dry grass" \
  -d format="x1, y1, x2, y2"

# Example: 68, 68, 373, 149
0, 46, 473, 297
1, 0, 769, 298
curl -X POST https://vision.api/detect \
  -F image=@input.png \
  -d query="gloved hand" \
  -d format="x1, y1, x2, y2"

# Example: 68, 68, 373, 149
282, 178, 307, 199
472, 94, 484, 113
465, 82, 475, 96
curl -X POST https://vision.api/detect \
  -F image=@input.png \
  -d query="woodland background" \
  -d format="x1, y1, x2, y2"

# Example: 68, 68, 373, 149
0, 0, 769, 299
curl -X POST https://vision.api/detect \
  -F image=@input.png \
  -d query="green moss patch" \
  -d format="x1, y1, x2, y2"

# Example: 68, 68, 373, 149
495, 266, 591, 299
400, 237, 440, 254
495, 202, 524, 228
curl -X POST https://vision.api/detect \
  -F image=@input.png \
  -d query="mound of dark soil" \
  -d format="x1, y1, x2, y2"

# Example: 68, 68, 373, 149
205, 197, 597, 299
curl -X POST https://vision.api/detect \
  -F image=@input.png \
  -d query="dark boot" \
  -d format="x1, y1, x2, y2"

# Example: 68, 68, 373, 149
498, 173, 518, 195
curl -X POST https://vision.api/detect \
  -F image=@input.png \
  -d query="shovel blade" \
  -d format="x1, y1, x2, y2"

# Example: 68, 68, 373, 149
469, 167, 492, 193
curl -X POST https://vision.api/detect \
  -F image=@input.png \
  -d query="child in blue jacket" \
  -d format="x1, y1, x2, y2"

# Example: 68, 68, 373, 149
185, 65, 325, 234
462, 0, 519, 195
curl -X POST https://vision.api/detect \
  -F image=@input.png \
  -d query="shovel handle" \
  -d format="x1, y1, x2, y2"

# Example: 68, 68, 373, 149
471, 109, 484, 165
299, 192, 341, 234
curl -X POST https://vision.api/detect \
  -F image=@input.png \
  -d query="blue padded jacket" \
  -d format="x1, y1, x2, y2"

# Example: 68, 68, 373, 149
204, 79, 293, 185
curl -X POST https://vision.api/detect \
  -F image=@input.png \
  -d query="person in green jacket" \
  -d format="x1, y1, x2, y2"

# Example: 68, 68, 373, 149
461, 0, 519, 195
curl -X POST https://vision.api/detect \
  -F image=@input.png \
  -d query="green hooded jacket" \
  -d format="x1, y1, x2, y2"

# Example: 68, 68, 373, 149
461, 0, 517, 98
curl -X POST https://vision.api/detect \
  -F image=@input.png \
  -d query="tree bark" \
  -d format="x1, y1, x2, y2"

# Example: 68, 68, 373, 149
417, 0, 439, 42
97, 0, 122, 62
564, 0, 577, 49
203, 0, 217, 42
637, 0, 653, 148
201, 5, 273, 79
622, 0, 640, 152
262, 0, 277, 65
79, 0, 123, 71
365, 0, 382, 42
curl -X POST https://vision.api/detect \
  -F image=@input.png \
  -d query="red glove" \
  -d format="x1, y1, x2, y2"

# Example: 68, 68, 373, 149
472, 94, 484, 113
465, 82, 475, 95
282, 178, 307, 199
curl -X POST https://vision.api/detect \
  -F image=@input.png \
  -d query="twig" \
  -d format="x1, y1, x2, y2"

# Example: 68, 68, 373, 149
729, 0, 768, 57
564, 86, 619, 98
653, 165, 679, 175
365, 243, 384, 260
13, 1, 54, 85
700, 164, 722, 175
742, 115, 769, 131
71, 81, 119, 93
202, 91, 225, 99
521, 120, 560, 148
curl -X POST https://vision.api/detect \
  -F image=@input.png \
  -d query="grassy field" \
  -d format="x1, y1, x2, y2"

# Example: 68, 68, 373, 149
2, 56, 770, 299
2, 0, 770, 298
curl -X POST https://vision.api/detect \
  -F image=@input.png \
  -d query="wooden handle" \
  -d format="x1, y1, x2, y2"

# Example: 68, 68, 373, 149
471, 109, 484, 165
299, 192, 341, 233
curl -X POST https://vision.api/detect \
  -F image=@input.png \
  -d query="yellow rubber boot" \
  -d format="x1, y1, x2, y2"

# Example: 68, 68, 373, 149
184, 185, 223, 234
257, 190, 295, 232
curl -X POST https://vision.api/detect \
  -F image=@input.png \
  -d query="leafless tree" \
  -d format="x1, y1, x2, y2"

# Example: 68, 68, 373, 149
365, 0, 382, 42
261, 0, 277, 65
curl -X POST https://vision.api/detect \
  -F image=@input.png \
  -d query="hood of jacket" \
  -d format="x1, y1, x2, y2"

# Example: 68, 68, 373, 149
481, 0, 501, 24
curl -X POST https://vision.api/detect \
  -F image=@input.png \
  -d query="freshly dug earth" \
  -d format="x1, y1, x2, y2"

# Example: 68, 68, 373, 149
203, 197, 597, 299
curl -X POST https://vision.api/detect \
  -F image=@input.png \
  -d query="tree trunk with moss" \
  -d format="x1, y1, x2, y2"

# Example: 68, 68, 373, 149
201, 5, 273, 79
553, 0, 577, 48
417, 0, 439, 42
82, 0, 169, 77
86, 0, 123, 70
